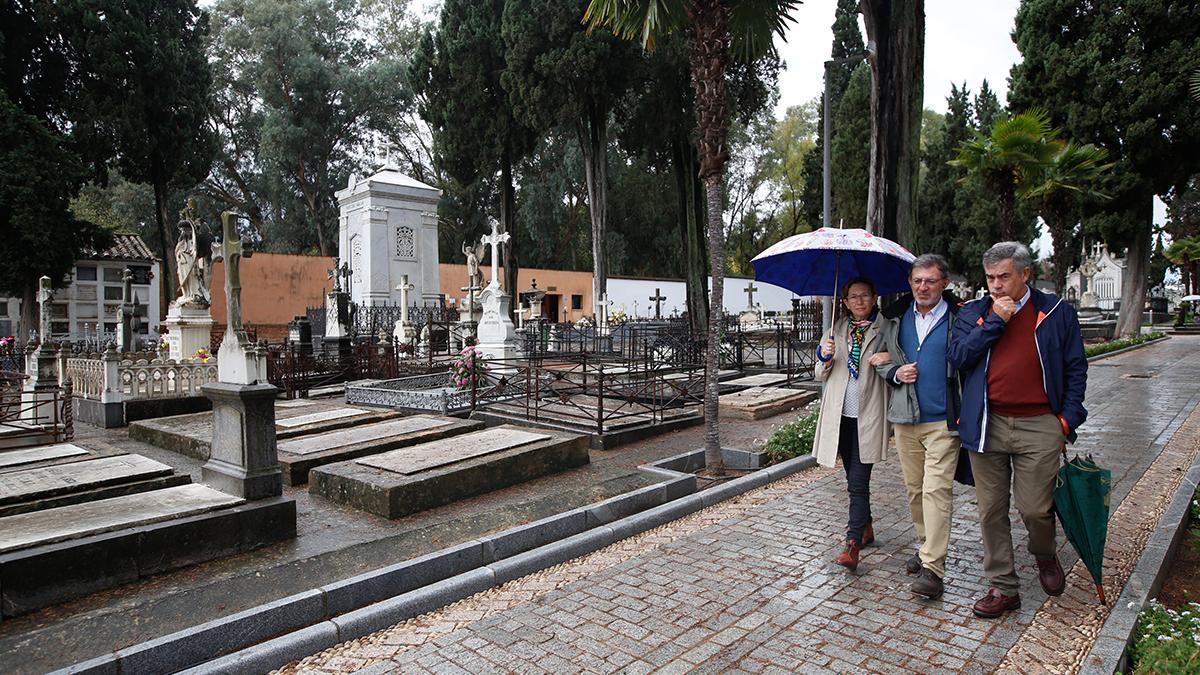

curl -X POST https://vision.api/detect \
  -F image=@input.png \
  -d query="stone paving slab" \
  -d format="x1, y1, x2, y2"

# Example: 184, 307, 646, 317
282, 336, 1200, 674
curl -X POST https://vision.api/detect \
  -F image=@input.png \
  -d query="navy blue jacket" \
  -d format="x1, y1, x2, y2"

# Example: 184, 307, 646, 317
948, 286, 1088, 452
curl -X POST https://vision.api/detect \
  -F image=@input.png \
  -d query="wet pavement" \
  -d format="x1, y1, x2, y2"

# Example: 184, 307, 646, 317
282, 336, 1200, 674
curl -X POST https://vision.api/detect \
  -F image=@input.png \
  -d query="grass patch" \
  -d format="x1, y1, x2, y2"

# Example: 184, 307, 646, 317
764, 414, 818, 464
1084, 332, 1166, 359
1130, 486, 1200, 673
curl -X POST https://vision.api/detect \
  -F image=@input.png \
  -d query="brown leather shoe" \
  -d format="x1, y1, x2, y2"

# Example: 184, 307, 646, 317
861, 523, 875, 546
1036, 556, 1066, 596
973, 588, 1021, 618
835, 540, 861, 570
905, 552, 922, 575
912, 569, 944, 599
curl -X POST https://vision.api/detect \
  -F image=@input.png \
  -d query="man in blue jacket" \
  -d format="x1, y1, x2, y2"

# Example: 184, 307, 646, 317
949, 242, 1088, 619
875, 254, 963, 600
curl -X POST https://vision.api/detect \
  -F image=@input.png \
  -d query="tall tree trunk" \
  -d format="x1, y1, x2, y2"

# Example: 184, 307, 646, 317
688, 0, 731, 474
674, 137, 709, 333
1046, 209, 1072, 295
306, 189, 330, 257
997, 184, 1017, 242
578, 100, 608, 319
500, 146, 519, 322
1115, 200, 1152, 337
861, 0, 924, 244
153, 179, 176, 317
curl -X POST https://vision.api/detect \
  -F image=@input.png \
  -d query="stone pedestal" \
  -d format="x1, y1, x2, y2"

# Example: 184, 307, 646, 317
477, 285, 516, 365
217, 332, 268, 385
324, 291, 353, 357
164, 304, 214, 362
201, 382, 282, 500
21, 345, 62, 426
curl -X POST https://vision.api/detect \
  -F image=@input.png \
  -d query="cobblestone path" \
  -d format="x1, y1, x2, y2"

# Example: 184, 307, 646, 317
283, 337, 1200, 674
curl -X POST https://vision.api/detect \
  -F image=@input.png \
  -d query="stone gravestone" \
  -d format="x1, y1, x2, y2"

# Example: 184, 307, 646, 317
392, 274, 418, 347
22, 276, 61, 425
163, 202, 216, 361
324, 258, 354, 356
475, 223, 517, 365
739, 282, 762, 326
287, 315, 313, 355
201, 211, 282, 500
117, 268, 146, 353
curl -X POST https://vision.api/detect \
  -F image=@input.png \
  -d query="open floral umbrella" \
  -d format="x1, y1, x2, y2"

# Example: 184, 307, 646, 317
750, 227, 916, 298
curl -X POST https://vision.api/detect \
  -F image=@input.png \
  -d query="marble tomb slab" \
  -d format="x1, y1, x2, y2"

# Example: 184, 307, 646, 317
275, 399, 318, 408
310, 425, 589, 519
357, 428, 551, 475
718, 386, 819, 420
276, 415, 483, 486
0, 444, 90, 469
722, 373, 790, 388
275, 407, 368, 429
0, 455, 174, 506
0, 483, 243, 554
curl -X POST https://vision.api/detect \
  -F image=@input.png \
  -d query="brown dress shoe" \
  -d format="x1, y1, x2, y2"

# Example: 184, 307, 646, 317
861, 523, 875, 546
1036, 556, 1066, 596
973, 588, 1021, 618
912, 568, 944, 599
835, 540, 861, 570
905, 552, 922, 575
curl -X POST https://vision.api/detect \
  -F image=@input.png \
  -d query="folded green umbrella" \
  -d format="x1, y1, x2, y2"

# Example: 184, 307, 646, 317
1053, 453, 1111, 604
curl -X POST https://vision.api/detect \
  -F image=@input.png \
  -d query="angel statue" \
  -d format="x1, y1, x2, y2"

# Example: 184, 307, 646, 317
174, 201, 215, 309
462, 240, 485, 291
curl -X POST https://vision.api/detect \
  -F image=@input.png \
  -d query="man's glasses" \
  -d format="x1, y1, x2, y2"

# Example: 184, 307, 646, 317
910, 277, 945, 287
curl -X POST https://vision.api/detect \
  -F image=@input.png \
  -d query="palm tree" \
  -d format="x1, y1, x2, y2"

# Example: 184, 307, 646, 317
950, 108, 1062, 241
1021, 141, 1113, 295
584, 0, 798, 474
1167, 236, 1200, 297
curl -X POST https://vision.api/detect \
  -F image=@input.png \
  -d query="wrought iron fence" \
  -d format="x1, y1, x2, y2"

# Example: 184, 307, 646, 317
304, 299, 459, 340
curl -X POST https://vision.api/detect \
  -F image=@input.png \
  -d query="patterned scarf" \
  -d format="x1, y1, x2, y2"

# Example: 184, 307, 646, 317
847, 317, 873, 379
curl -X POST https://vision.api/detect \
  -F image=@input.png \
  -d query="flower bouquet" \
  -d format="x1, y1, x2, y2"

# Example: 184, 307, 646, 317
448, 346, 488, 391
608, 308, 628, 327
193, 347, 212, 363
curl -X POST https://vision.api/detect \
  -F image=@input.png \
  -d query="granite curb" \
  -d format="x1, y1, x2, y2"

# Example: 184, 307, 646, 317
1079, 430, 1200, 674
53, 450, 817, 674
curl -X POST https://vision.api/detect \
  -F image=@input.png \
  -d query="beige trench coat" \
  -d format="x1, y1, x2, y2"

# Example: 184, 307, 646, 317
813, 315, 892, 468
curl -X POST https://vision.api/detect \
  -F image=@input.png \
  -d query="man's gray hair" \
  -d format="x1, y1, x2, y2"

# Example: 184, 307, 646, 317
982, 241, 1033, 271
911, 253, 949, 279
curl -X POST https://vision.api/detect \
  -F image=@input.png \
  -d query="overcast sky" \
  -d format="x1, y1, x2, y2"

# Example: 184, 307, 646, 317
773, 0, 1023, 115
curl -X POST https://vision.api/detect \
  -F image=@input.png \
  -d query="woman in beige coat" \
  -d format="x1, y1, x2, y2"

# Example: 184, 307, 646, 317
813, 278, 892, 570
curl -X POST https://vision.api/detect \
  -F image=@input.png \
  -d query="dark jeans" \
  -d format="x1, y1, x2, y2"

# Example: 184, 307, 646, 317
839, 415, 874, 542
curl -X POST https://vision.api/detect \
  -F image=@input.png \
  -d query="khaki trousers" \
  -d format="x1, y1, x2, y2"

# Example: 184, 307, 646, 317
895, 421, 960, 578
968, 413, 1063, 595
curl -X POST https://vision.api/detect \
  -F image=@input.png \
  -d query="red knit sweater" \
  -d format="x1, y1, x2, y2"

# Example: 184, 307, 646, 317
987, 302, 1052, 417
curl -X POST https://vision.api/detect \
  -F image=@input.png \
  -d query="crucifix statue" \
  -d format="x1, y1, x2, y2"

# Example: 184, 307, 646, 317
328, 257, 342, 292
396, 274, 415, 326
36, 275, 53, 343
744, 282, 759, 309
480, 222, 511, 290
217, 211, 256, 335
649, 288, 667, 320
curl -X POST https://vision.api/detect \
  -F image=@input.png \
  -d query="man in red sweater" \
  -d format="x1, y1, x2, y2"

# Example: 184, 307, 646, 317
949, 242, 1088, 619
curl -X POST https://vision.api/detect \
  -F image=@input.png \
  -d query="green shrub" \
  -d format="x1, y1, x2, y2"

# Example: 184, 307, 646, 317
764, 414, 818, 463
1085, 332, 1166, 358
1130, 600, 1200, 673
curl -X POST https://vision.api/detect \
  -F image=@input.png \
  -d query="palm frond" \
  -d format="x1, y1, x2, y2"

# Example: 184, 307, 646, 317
728, 0, 802, 63
583, 0, 685, 51
1191, 67, 1200, 102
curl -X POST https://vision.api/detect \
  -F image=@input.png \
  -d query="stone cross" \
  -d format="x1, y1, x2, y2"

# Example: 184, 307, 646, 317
633, 300, 639, 318
328, 256, 341, 292
36, 275, 53, 342
480, 222, 510, 289
119, 268, 135, 351
396, 274, 415, 325
744, 282, 758, 308
649, 288, 667, 319
598, 293, 612, 326
218, 212, 255, 334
